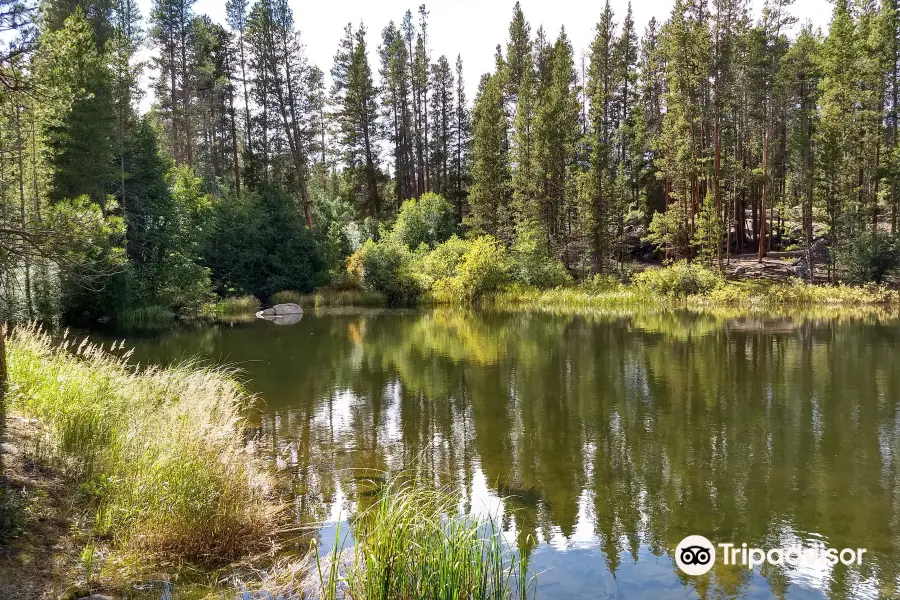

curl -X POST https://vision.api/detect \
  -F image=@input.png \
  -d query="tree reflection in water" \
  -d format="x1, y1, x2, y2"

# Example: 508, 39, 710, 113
121, 307, 900, 600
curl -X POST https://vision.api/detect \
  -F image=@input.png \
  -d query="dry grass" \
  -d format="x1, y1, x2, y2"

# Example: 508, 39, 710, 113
6, 325, 273, 563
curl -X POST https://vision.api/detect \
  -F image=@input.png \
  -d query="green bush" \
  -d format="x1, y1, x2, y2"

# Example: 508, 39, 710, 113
510, 228, 572, 288
392, 193, 457, 250
203, 187, 328, 301
349, 238, 422, 305
416, 235, 470, 288
512, 252, 572, 288
432, 236, 512, 302
632, 261, 722, 298
836, 231, 900, 284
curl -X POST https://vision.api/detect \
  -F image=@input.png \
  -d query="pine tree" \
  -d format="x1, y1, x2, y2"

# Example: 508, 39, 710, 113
36, 7, 117, 207
781, 23, 819, 273
468, 73, 510, 239
585, 0, 617, 271
613, 2, 638, 265
150, 0, 196, 165
634, 17, 665, 221
511, 46, 539, 240
331, 22, 382, 218
654, 0, 710, 260
535, 29, 581, 265
816, 1, 856, 273
428, 54, 454, 196
450, 54, 470, 222
505, 1, 531, 100
380, 21, 415, 206
225, 0, 253, 173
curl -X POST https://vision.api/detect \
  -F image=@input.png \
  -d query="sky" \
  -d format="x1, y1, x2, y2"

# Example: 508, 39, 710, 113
134, 0, 835, 113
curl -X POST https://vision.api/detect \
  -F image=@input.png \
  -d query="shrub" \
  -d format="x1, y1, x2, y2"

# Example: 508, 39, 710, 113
203, 187, 328, 301
348, 238, 423, 305
632, 261, 722, 298
392, 193, 457, 250
510, 228, 572, 288
432, 236, 512, 302
580, 274, 622, 292
836, 231, 900, 284
512, 252, 572, 288
416, 235, 470, 288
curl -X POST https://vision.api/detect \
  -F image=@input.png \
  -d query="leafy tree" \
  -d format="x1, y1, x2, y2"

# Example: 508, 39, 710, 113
392, 192, 456, 250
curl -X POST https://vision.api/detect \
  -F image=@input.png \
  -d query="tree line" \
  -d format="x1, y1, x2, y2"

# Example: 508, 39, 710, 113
2, 0, 900, 328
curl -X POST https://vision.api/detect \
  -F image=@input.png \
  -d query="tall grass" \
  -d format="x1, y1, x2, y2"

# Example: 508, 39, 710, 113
202, 295, 261, 317
6, 325, 270, 561
272, 289, 387, 308
304, 478, 534, 600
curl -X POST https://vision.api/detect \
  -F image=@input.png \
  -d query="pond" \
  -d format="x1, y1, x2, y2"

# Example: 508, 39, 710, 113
108, 307, 900, 600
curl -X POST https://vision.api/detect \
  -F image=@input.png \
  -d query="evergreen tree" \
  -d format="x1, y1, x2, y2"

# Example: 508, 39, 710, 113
816, 1, 856, 270
380, 21, 416, 206
468, 73, 510, 239
450, 54, 470, 223
150, 0, 196, 165
36, 8, 117, 207
585, 0, 617, 270
331, 22, 382, 218
428, 54, 454, 196
535, 29, 581, 265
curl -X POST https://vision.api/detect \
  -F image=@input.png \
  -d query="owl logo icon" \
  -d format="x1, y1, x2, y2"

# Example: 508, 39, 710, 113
675, 535, 716, 575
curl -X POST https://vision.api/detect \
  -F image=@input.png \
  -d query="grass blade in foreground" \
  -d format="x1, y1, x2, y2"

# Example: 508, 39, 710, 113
309, 477, 535, 600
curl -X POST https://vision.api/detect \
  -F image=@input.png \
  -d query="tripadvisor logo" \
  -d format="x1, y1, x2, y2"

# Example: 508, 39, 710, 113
674, 535, 868, 576
676, 535, 716, 575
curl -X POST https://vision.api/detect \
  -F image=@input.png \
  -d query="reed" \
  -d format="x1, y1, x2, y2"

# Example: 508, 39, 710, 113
202, 295, 261, 316
272, 289, 387, 308
304, 478, 534, 600
6, 325, 270, 562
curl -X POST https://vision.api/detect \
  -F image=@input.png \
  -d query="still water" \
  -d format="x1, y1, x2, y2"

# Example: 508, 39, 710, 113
111, 308, 900, 600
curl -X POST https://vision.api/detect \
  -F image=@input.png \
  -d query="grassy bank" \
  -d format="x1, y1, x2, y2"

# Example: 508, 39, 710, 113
5, 326, 271, 562
273, 289, 387, 308
488, 278, 899, 311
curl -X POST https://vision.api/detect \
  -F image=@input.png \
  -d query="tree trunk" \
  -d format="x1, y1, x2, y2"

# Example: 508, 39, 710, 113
758, 129, 769, 261
1, 323, 8, 429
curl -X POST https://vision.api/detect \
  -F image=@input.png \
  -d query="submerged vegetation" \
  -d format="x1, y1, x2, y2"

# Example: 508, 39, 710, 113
5, 326, 269, 561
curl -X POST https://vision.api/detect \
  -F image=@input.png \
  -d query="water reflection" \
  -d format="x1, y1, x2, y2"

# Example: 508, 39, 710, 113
117, 308, 900, 600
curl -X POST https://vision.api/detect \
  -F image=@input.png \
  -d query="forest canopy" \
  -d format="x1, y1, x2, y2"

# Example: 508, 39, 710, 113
2, 0, 900, 323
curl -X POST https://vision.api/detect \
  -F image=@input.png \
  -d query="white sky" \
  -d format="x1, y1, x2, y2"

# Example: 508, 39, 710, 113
134, 0, 834, 113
